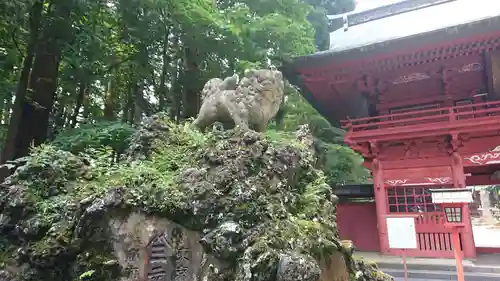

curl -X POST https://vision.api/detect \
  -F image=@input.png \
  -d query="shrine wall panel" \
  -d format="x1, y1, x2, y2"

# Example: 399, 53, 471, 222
378, 133, 500, 169
378, 73, 442, 104
490, 51, 500, 98
462, 134, 500, 167
383, 157, 452, 170
373, 55, 485, 112
445, 59, 485, 99
384, 166, 453, 186
379, 137, 449, 161
460, 134, 500, 156
466, 175, 500, 186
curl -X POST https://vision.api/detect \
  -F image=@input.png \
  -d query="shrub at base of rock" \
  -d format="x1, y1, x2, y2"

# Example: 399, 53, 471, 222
0, 114, 393, 281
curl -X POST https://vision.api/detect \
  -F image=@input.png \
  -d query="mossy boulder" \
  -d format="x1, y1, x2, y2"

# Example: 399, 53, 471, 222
0, 114, 393, 281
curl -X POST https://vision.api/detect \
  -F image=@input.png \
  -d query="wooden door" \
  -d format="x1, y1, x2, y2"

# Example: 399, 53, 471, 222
337, 202, 380, 252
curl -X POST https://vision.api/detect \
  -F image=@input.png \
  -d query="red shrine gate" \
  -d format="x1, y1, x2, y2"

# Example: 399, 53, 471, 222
282, 0, 500, 259
342, 102, 500, 258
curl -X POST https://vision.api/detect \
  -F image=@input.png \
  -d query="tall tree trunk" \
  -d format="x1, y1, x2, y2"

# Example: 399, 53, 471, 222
49, 105, 66, 139
133, 82, 143, 122
0, 99, 5, 125
103, 78, 116, 120
70, 82, 85, 128
170, 64, 182, 122
1, 0, 43, 165
168, 35, 180, 121
158, 31, 169, 111
123, 81, 137, 124
2, 99, 11, 125
82, 101, 91, 124
182, 45, 201, 119
18, 0, 71, 155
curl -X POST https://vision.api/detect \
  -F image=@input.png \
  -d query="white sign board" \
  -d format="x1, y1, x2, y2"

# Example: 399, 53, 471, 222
431, 191, 472, 204
386, 217, 417, 249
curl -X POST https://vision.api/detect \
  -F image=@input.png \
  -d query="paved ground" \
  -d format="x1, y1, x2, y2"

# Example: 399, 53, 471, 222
355, 251, 500, 267
395, 279, 447, 281
394, 278, 450, 281
359, 252, 500, 281
473, 225, 500, 247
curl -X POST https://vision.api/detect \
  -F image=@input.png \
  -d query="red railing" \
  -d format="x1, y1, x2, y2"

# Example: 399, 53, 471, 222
341, 100, 500, 140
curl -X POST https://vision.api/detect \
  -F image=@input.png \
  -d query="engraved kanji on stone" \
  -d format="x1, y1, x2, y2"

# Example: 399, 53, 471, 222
173, 243, 191, 281
146, 232, 175, 281
126, 248, 140, 263
124, 266, 140, 281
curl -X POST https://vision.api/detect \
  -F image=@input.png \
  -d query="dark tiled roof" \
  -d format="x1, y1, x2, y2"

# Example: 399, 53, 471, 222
334, 0, 454, 28
323, 0, 500, 54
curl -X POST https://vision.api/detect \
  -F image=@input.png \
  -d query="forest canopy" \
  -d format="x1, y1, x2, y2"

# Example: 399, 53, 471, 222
0, 2, 383, 280
0, 0, 369, 185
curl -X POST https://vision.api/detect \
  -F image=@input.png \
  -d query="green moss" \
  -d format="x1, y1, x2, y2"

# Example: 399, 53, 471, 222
50, 121, 135, 154
265, 129, 306, 148
0, 238, 14, 266
0, 116, 386, 281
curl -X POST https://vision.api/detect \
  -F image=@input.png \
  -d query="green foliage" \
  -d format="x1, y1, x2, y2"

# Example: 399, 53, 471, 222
50, 121, 136, 154
485, 185, 500, 199
0, 0, 357, 167
278, 91, 370, 184
316, 142, 371, 185
79, 270, 95, 280
0, 124, 7, 150
305, 0, 356, 50
5, 145, 88, 198
281, 92, 343, 141
306, 0, 356, 15
0, 0, 367, 214
308, 6, 331, 51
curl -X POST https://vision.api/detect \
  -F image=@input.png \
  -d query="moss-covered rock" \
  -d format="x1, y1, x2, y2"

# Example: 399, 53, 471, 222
0, 114, 393, 281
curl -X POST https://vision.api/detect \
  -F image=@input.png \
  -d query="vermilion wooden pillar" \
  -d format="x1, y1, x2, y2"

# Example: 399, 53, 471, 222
372, 158, 390, 254
451, 151, 476, 258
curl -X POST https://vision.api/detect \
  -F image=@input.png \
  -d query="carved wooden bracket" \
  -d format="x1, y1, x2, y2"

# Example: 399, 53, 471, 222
448, 132, 464, 154
355, 75, 378, 97
369, 141, 379, 158
345, 139, 372, 159
452, 151, 462, 166
376, 79, 389, 94
460, 134, 471, 143
329, 82, 341, 97
356, 76, 368, 93
403, 140, 424, 158
372, 158, 380, 171
372, 157, 382, 190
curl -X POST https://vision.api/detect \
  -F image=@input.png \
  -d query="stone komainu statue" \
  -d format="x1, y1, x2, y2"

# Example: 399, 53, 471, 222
193, 69, 285, 132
